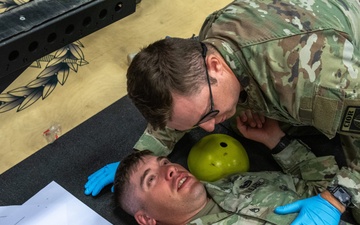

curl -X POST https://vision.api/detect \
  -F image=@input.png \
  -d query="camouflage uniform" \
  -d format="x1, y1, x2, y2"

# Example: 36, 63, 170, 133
132, 0, 360, 222
199, 0, 360, 172
189, 139, 360, 225
134, 0, 360, 168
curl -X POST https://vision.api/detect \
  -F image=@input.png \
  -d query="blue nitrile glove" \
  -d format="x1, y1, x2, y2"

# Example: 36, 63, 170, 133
274, 194, 341, 225
84, 162, 120, 196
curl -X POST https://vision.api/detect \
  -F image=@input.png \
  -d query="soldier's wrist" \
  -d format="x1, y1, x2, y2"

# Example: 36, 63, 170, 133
321, 190, 346, 213
326, 185, 352, 210
271, 134, 292, 154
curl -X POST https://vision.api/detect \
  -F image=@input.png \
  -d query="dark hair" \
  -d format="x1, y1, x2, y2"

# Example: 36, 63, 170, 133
113, 150, 154, 215
126, 38, 208, 130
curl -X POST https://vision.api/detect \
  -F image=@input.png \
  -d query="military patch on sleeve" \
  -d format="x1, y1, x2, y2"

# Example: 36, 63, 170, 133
340, 106, 360, 134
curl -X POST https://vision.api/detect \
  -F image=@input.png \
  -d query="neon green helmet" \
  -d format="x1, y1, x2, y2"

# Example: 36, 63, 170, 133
188, 134, 250, 182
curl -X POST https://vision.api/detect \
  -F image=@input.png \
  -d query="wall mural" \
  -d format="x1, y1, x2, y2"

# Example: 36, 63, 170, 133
0, 0, 88, 113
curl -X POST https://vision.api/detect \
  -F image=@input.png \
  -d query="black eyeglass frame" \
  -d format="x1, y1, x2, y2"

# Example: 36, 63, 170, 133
194, 43, 220, 126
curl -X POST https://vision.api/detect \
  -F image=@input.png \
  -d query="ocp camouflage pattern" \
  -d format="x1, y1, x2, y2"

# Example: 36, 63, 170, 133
133, 0, 360, 222
188, 139, 359, 224
135, 0, 360, 162
200, 0, 360, 139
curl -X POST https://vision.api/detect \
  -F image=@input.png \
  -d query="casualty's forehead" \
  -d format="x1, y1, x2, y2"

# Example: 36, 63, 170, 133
130, 155, 157, 182
134, 155, 155, 172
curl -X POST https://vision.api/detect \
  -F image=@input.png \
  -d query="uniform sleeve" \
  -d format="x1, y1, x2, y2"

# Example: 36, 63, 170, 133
329, 167, 360, 208
273, 139, 360, 208
133, 123, 186, 156
272, 139, 318, 176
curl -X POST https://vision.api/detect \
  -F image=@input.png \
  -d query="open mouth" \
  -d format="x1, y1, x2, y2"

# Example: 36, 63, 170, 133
178, 177, 187, 189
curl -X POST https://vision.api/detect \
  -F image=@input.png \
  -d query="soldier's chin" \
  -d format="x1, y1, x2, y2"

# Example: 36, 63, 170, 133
229, 108, 237, 118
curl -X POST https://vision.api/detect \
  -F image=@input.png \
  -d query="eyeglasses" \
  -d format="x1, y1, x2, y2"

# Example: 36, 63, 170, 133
194, 43, 220, 126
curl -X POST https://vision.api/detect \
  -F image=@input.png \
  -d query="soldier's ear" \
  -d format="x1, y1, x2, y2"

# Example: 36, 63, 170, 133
206, 54, 223, 77
134, 210, 156, 225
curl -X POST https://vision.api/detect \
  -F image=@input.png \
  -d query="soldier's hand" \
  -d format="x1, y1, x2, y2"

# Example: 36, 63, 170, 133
274, 194, 341, 225
84, 161, 120, 196
239, 109, 265, 128
236, 117, 284, 149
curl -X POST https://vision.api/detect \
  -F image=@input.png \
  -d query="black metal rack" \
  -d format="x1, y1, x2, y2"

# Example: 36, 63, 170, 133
0, 0, 136, 83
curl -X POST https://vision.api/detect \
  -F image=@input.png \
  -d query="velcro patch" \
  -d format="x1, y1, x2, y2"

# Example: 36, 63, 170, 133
340, 106, 360, 134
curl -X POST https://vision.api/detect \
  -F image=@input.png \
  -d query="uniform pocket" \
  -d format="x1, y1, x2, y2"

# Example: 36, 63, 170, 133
300, 85, 344, 138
